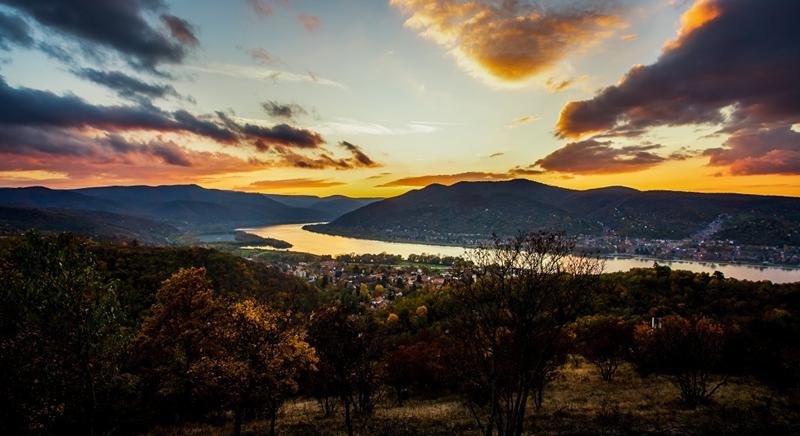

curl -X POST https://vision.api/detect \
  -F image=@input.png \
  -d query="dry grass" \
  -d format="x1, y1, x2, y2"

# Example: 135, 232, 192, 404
146, 361, 799, 435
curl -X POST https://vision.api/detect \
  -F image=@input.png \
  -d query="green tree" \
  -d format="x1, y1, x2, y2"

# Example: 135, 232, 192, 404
307, 304, 382, 436
0, 232, 125, 435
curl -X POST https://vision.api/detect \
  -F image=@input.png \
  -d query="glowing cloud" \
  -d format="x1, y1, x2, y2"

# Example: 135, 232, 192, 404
391, 0, 624, 86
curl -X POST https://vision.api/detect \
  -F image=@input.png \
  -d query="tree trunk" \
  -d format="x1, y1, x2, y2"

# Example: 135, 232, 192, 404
343, 396, 353, 436
233, 407, 243, 436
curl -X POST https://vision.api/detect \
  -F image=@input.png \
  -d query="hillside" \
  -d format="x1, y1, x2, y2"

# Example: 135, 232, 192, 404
0, 206, 179, 245
0, 184, 378, 231
309, 179, 800, 246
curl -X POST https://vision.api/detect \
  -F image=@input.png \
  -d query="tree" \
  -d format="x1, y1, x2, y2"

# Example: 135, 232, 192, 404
193, 299, 317, 436
448, 232, 602, 436
132, 267, 225, 422
307, 304, 382, 436
0, 232, 125, 435
384, 336, 451, 404
633, 315, 728, 407
572, 315, 632, 382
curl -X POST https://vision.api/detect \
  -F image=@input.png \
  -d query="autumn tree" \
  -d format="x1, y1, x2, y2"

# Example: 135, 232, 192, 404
448, 232, 602, 436
633, 315, 728, 407
133, 267, 225, 422
193, 299, 317, 436
572, 315, 632, 382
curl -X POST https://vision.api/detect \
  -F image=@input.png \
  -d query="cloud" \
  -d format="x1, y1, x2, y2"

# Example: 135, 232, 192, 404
161, 15, 199, 47
0, 0, 197, 70
247, 0, 274, 17
339, 141, 379, 168
0, 10, 33, 50
0, 125, 270, 178
184, 63, 346, 89
508, 166, 545, 176
705, 126, 800, 175
72, 68, 180, 102
390, 0, 625, 86
489, 152, 504, 158
247, 47, 275, 64
507, 115, 540, 128
262, 101, 308, 120
0, 169, 68, 182
0, 76, 384, 175
242, 123, 325, 150
297, 14, 321, 32
0, 76, 338, 152
239, 178, 344, 191
366, 172, 392, 180
378, 171, 514, 187
314, 118, 440, 136
555, 0, 800, 140
534, 139, 666, 174
544, 77, 578, 92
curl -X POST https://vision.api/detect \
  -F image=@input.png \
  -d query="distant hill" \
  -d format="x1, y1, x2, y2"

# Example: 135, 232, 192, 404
0, 206, 179, 245
308, 179, 800, 246
262, 194, 380, 218
0, 185, 379, 231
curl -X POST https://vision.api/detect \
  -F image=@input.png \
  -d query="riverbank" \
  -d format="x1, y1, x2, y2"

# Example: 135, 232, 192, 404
303, 224, 800, 272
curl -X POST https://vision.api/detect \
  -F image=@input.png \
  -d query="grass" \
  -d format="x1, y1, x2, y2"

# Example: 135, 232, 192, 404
145, 361, 799, 435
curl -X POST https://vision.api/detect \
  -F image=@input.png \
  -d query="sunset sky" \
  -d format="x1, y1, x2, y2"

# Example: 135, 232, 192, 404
0, 0, 798, 197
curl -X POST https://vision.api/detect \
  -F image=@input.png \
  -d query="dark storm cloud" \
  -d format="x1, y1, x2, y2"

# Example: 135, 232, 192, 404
0, 0, 197, 70
556, 0, 800, 138
242, 123, 324, 150
73, 68, 180, 102
0, 10, 33, 49
705, 126, 800, 175
0, 77, 380, 171
339, 141, 378, 167
0, 76, 332, 150
534, 139, 666, 174
552, 0, 800, 176
0, 125, 190, 167
261, 101, 307, 120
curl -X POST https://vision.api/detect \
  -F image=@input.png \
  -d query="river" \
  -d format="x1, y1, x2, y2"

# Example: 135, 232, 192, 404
243, 223, 800, 283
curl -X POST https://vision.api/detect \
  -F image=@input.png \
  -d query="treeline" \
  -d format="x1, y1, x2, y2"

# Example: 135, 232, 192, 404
334, 252, 461, 266
1, 232, 799, 435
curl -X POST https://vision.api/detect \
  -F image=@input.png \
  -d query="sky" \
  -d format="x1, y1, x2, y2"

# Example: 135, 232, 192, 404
0, 0, 798, 198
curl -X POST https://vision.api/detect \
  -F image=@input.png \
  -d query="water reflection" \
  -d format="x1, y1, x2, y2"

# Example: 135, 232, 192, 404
243, 223, 800, 283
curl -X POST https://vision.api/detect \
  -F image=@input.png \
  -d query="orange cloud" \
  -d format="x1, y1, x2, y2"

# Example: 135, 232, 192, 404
507, 114, 540, 128
377, 169, 543, 188
667, 0, 722, 49
298, 14, 321, 32
239, 178, 344, 191
390, 0, 624, 86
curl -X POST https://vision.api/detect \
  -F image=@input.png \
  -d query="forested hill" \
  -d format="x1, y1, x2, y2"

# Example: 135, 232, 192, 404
309, 179, 800, 246
0, 184, 379, 235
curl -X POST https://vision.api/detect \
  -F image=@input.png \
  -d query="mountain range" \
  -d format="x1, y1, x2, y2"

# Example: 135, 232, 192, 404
307, 179, 800, 246
0, 184, 379, 240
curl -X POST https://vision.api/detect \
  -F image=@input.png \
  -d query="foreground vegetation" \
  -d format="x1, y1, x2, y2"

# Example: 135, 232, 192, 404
1, 232, 798, 435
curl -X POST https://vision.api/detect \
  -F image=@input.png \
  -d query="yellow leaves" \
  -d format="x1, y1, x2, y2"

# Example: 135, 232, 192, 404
387, 313, 400, 325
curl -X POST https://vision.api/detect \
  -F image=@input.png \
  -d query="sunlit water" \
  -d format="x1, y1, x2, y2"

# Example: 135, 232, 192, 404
243, 223, 800, 283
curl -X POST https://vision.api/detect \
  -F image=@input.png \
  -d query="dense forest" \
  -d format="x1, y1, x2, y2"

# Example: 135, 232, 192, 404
1, 232, 798, 435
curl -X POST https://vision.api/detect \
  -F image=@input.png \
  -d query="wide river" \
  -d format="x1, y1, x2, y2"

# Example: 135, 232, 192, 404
244, 223, 800, 284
